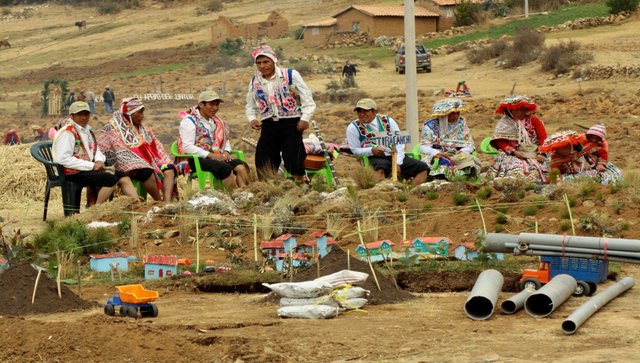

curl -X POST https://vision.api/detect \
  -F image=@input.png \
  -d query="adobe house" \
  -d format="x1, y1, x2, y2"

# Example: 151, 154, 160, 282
416, 0, 486, 31
302, 18, 337, 47
211, 10, 289, 47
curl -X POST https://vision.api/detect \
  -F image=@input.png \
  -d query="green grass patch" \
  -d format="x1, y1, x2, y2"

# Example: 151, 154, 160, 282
425, 3, 609, 49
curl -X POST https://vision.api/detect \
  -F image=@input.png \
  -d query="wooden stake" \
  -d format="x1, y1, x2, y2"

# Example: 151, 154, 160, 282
535, 220, 539, 234
357, 221, 381, 291
347, 249, 351, 270
314, 246, 320, 278
475, 199, 487, 235
253, 214, 258, 262
402, 209, 407, 242
55, 251, 62, 299
289, 247, 294, 282
77, 260, 82, 297
196, 219, 200, 273
32, 269, 42, 304
563, 193, 576, 236
130, 216, 139, 250
391, 150, 398, 182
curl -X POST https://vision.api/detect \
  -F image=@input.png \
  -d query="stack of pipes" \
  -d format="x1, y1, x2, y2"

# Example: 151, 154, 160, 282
484, 233, 640, 264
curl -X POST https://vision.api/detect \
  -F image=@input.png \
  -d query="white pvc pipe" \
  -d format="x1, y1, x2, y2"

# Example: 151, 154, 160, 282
562, 277, 635, 334
525, 274, 577, 318
464, 269, 504, 320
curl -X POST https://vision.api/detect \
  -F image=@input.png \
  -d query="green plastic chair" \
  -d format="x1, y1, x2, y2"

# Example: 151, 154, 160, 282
480, 136, 498, 155
171, 141, 245, 191
132, 179, 148, 201
284, 150, 338, 187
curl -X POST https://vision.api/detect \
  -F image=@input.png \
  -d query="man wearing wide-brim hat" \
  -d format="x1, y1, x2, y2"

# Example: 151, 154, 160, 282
178, 90, 250, 189
52, 101, 139, 205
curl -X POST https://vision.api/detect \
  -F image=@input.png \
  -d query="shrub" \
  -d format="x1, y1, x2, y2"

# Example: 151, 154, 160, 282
580, 181, 596, 197
97, 2, 121, 14
502, 27, 545, 68
292, 26, 304, 40
523, 206, 538, 216
494, 224, 505, 233
353, 165, 377, 189
425, 191, 438, 200
296, 63, 314, 76
496, 213, 508, 225
2, 8, 11, 16
560, 220, 572, 231
454, 1, 482, 26
466, 40, 508, 64
397, 193, 408, 202
540, 41, 593, 76
204, 56, 238, 73
453, 192, 469, 206
218, 38, 243, 57
606, 0, 640, 13
476, 186, 493, 200
368, 60, 381, 68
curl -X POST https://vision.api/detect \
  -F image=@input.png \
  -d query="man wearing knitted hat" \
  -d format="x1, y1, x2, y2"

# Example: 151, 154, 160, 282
53, 101, 139, 206
245, 44, 316, 181
98, 97, 178, 202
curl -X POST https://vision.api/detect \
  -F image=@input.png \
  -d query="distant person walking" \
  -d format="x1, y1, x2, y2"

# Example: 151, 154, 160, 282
341, 60, 357, 88
103, 87, 115, 114
246, 44, 316, 182
86, 90, 95, 114
66, 92, 76, 107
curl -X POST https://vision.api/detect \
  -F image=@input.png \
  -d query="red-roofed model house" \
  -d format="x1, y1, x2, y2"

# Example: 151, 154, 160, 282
144, 255, 177, 279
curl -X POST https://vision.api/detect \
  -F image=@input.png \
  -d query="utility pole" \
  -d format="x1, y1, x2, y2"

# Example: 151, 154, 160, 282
524, 0, 529, 18
403, 0, 419, 149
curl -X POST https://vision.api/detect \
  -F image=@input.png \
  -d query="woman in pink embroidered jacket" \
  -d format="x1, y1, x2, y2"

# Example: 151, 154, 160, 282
98, 98, 177, 202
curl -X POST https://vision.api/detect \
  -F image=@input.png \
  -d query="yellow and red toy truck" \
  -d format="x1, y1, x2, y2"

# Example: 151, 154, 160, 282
519, 256, 608, 296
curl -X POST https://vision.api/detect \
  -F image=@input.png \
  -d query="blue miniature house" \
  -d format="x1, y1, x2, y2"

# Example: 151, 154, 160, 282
144, 255, 178, 279
89, 252, 131, 272
355, 240, 395, 262
410, 237, 451, 256
261, 234, 308, 271
300, 231, 336, 257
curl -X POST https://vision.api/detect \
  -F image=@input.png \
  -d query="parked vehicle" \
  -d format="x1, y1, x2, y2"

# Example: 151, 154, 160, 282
395, 44, 431, 74
519, 256, 608, 297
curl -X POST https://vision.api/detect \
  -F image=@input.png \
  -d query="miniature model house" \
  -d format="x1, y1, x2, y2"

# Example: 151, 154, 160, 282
89, 252, 131, 272
356, 240, 395, 262
144, 255, 178, 279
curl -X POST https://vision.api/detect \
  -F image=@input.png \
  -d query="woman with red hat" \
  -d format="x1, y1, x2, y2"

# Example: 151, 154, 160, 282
486, 95, 548, 184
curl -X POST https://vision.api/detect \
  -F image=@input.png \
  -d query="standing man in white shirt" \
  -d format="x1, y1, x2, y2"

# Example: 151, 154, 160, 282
245, 44, 316, 181
52, 101, 139, 205
178, 90, 250, 189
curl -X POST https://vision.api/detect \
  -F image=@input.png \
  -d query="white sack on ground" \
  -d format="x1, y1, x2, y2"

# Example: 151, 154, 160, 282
263, 281, 334, 298
314, 270, 369, 288
277, 305, 342, 319
279, 296, 339, 307
335, 286, 370, 300
339, 298, 368, 310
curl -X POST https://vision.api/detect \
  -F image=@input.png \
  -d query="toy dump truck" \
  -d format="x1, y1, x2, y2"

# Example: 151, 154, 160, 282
519, 256, 608, 296
104, 284, 159, 318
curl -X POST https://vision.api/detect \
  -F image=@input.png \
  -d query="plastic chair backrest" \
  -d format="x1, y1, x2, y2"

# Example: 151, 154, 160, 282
30, 141, 65, 186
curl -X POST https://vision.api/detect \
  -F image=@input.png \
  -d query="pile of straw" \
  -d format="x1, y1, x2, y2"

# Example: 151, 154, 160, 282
0, 144, 53, 205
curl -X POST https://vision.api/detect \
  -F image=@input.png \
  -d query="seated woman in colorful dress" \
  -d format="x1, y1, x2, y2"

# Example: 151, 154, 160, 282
98, 98, 177, 202
539, 129, 621, 185
579, 124, 621, 184
419, 98, 481, 180
486, 95, 548, 184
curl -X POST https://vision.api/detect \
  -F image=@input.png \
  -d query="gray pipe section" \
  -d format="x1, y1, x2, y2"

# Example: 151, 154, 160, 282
484, 233, 519, 252
464, 269, 504, 320
514, 249, 639, 264
525, 274, 577, 318
500, 289, 535, 315
519, 233, 640, 252
517, 243, 640, 259
562, 277, 635, 335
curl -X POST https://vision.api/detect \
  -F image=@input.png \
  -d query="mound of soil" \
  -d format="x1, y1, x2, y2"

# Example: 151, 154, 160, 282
293, 245, 415, 305
0, 263, 95, 316
396, 270, 522, 293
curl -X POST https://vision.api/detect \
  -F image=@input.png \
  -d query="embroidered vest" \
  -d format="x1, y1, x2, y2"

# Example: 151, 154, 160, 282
353, 115, 391, 147
63, 124, 96, 175
251, 68, 301, 119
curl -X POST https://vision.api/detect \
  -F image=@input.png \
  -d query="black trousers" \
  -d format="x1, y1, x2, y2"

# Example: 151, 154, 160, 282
256, 117, 306, 179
